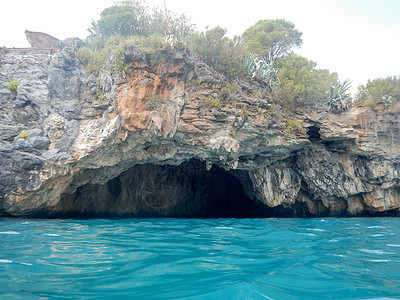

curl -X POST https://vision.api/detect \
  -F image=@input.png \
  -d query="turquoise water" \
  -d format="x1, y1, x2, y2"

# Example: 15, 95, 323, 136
1, 218, 400, 299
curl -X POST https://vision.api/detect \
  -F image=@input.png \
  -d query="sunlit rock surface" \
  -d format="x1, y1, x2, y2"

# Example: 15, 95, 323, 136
1, 39, 400, 217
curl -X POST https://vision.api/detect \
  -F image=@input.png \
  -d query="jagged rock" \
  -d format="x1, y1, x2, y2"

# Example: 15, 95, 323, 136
1, 39, 400, 217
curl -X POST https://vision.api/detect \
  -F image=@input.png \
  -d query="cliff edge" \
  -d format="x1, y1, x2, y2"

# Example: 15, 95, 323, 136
1, 39, 400, 217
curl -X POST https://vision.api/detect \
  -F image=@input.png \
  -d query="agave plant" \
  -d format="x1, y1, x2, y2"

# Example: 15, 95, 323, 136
382, 95, 394, 106
245, 54, 278, 90
327, 79, 352, 113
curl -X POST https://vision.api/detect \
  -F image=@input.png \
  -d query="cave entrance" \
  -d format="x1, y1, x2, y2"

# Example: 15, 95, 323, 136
58, 159, 261, 218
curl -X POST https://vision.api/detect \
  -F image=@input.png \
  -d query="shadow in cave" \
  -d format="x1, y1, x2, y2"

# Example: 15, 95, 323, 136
56, 159, 281, 218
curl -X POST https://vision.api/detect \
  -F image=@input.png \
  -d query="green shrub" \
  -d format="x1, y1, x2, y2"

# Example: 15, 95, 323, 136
145, 94, 165, 111
283, 118, 301, 137
88, 1, 194, 41
76, 47, 93, 65
230, 131, 239, 139
96, 77, 104, 102
220, 82, 240, 95
203, 95, 221, 108
114, 42, 134, 76
355, 76, 400, 106
266, 104, 278, 115
8, 78, 20, 94
187, 79, 201, 90
274, 54, 339, 109
17, 130, 29, 139
189, 27, 245, 78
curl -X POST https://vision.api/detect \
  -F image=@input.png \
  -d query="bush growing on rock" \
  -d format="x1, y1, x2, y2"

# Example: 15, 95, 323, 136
88, 0, 194, 41
7, 78, 20, 94
81, 0, 347, 111
273, 54, 339, 110
17, 130, 30, 139
355, 76, 400, 107
145, 94, 165, 111
188, 27, 245, 78
202, 95, 221, 108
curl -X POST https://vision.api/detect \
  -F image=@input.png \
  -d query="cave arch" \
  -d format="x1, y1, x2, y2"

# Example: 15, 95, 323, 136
57, 159, 267, 218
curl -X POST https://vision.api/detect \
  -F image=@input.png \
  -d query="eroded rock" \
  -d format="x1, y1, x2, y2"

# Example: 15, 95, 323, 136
1, 39, 400, 217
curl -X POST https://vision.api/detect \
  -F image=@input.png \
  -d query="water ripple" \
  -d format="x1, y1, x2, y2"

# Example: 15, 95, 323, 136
1, 218, 400, 299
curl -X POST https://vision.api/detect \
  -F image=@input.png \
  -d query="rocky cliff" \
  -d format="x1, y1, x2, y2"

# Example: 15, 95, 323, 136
1, 39, 400, 218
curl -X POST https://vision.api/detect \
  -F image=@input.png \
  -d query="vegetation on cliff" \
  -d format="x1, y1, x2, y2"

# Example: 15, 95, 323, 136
355, 76, 400, 107
77, 0, 355, 113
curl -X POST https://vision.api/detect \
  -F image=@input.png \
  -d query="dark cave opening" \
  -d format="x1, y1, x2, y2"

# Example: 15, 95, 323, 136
307, 125, 321, 142
57, 159, 268, 218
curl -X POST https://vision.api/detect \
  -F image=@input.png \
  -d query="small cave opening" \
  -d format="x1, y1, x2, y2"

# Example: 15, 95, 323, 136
57, 159, 273, 218
307, 125, 321, 142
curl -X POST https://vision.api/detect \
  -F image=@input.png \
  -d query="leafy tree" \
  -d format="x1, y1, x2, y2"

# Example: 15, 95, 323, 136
88, 0, 194, 41
94, 1, 150, 38
189, 27, 245, 78
274, 54, 338, 107
148, 7, 194, 40
355, 76, 400, 105
242, 19, 302, 62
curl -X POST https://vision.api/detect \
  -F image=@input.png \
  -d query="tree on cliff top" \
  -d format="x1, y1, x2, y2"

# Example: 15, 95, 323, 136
88, 0, 194, 40
242, 19, 302, 62
95, 1, 149, 38
189, 27, 245, 78
274, 54, 339, 108
355, 76, 400, 106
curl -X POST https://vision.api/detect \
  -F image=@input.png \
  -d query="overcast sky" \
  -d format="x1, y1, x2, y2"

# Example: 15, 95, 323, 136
1, 0, 399, 91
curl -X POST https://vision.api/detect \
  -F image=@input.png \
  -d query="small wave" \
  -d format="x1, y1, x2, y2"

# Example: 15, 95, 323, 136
387, 244, 400, 247
307, 228, 324, 232
370, 259, 390, 263
42, 234, 60, 237
215, 227, 234, 230
367, 226, 386, 229
360, 249, 395, 255
20, 262, 33, 266
0, 259, 13, 263
0, 231, 20, 235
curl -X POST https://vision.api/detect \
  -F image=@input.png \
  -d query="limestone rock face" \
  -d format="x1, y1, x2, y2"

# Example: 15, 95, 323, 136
1, 39, 400, 217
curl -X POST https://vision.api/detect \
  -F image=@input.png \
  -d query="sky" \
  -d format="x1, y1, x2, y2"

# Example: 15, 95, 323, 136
1, 0, 399, 92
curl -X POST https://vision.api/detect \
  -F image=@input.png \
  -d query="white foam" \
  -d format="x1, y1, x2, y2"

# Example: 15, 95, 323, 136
0, 231, 20, 235
0, 259, 13, 263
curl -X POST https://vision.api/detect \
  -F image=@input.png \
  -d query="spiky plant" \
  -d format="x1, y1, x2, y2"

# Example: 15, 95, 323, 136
245, 54, 278, 90
327, 79, 352, 113
382, 95, 394, 106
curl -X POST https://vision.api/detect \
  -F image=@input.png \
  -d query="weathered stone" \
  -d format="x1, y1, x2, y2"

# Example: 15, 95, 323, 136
1, 38, 400, 218
25, 30, 59, 49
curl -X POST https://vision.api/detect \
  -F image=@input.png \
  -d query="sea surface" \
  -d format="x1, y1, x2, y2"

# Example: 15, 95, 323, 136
1, 217, 400, 299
